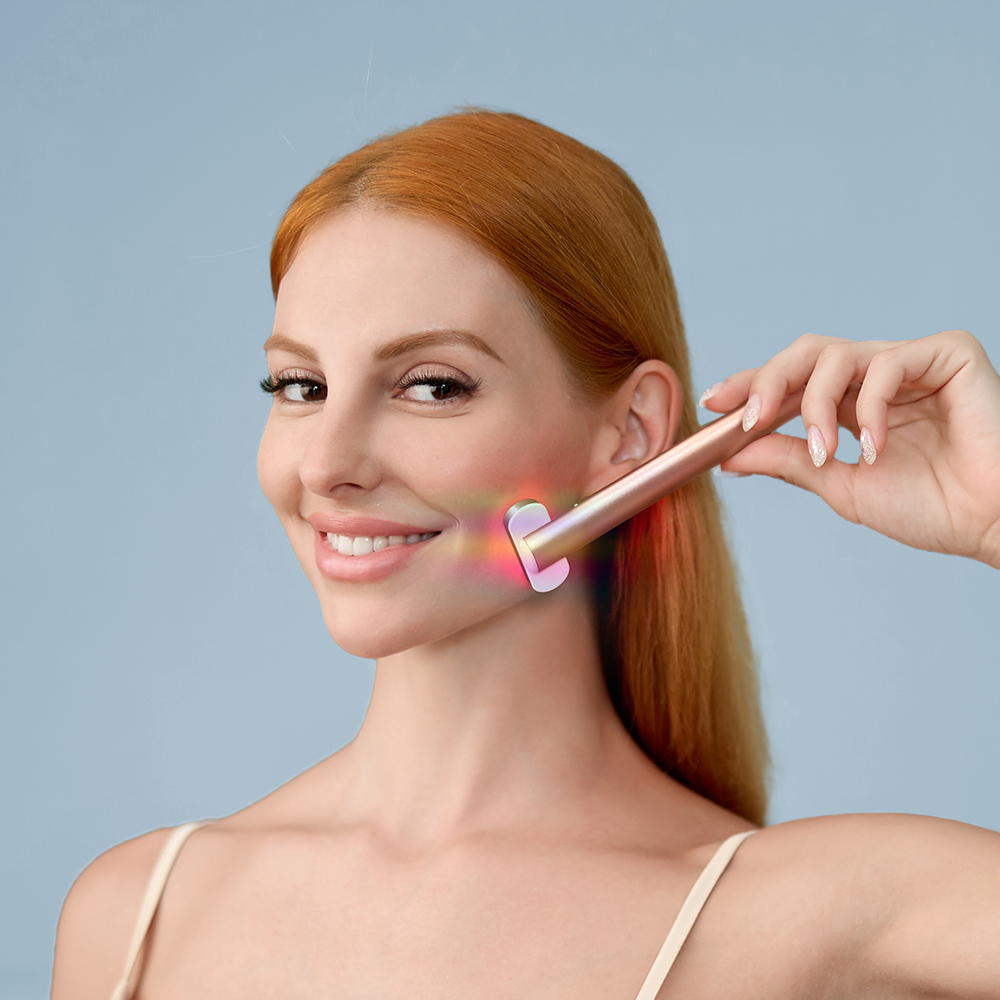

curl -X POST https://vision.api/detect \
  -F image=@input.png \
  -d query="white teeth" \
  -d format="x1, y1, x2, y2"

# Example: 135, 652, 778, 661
325, 531, 437, 556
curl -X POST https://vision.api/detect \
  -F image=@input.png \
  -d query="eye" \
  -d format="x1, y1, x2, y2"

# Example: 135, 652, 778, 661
282, 380, 327, 403
402, 380, 466, 402
260, 372, 327, 403
395, 367, 481, 405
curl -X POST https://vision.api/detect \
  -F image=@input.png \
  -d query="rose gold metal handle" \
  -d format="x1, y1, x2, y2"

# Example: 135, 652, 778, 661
511, 391, 803, 575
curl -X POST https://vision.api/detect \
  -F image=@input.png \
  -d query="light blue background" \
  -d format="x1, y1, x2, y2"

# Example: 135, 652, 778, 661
2, 1, 999, 995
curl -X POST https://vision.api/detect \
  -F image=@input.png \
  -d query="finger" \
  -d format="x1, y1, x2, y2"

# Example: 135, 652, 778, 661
698, 343, 866, 418
698, 368, 758, 412
720, 433, 860, 523
741, 335, 851, 432
800, 341, 893, 467
837, 384, 862, 439
855, 331, 982, 462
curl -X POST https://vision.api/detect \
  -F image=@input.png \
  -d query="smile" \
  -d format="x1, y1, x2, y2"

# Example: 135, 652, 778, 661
324, 531, 439, 556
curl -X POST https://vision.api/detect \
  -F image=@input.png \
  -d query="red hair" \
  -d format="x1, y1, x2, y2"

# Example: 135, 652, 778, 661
270, 109, 768, 824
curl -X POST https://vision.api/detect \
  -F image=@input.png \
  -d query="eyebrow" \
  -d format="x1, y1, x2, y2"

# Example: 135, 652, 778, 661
373, 330, 504, 364
261, 333, 320, 363
263, 329, 505, 365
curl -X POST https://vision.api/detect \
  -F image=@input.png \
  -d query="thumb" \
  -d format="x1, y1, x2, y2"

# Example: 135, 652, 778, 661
720, 433, 860, 523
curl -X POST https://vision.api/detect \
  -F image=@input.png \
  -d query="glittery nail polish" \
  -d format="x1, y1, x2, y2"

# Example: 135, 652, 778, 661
699, 382, 724, 408
742, 394, 761, 432
807, 425, 827, 468
860, 427, 877, 466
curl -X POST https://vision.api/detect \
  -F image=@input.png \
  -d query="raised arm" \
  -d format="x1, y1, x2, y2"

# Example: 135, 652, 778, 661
703, 330, 1000, 568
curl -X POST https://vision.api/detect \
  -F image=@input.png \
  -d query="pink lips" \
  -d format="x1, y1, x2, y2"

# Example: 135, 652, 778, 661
306, 512, 444, 583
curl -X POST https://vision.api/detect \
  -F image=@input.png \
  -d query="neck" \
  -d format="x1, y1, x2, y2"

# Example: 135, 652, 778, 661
336, 581, 639, 845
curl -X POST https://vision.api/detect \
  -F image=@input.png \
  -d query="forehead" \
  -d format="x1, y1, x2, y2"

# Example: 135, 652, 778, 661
273, 208, 537, 347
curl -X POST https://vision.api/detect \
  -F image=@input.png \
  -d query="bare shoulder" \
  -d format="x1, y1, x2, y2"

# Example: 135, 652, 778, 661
728, 813, 1000, 995
51, 827, 174, 1000
749, 811, 1000, 873
739, 811, 1000, 907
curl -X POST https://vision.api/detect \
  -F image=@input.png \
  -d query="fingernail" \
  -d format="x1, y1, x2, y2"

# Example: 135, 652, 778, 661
716, 470, 749, 478
860, 427, 877, 465
699, 382, 724, 408
807, 425, 827, 468
742, 394, 761, 432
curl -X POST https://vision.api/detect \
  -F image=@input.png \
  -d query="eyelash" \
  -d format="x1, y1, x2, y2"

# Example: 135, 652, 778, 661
259, 371, 326, 402
394, 367, 482, 404
259, 368, 482, 405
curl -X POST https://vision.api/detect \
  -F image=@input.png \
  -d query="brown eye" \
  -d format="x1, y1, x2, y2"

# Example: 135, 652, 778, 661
399, 376, 477, 403
395, 366, 481, 405
430, 381, 463, 400
282, 380, 327, 402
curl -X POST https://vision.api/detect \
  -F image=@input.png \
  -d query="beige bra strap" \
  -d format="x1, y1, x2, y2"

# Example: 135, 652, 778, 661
108, 821, 210, 1000
633, 830, 755, 1000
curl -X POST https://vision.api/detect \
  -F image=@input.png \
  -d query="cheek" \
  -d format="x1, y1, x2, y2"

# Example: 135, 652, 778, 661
388, 410, 590, 581
257, 418, 302, 521
405, 406, 591, 517
436, 406, 589, 497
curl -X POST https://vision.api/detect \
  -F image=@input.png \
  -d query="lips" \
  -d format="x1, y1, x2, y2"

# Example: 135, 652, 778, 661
306, 512, 445, 583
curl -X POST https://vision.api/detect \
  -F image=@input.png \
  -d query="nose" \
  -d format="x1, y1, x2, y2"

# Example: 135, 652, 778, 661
298, 394, 382, 499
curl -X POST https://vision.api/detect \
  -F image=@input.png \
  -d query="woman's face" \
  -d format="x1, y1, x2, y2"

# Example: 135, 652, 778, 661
258, 207, 600, 658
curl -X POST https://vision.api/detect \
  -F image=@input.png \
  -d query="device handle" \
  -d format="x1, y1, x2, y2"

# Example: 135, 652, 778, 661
517, 391, 803, 573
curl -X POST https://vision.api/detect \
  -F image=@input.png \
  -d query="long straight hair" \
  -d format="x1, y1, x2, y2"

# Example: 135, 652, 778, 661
270, 109, 769, 825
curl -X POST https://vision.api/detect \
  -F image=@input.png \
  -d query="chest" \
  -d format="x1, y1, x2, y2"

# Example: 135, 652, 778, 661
134, 841, 835, 1000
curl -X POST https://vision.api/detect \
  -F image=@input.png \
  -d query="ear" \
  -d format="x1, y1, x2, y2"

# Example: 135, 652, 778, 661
584, 360, 683, 494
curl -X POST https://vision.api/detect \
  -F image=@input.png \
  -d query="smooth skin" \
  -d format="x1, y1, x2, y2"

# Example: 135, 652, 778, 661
53, 209, 1000, 1000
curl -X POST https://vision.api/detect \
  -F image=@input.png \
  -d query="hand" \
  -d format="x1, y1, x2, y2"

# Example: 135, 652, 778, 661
702, 331, 1000, 568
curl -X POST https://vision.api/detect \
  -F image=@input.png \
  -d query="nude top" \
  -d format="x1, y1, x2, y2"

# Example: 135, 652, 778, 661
108, 822, 755, 1000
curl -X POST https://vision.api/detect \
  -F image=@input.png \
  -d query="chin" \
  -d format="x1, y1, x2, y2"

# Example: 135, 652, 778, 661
316, 586, 522, 660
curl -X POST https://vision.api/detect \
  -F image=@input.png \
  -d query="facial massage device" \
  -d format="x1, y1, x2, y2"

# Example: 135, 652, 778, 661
504, 392, 805, 592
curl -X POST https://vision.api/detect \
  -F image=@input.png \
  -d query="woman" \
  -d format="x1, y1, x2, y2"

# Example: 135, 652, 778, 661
52, 110, 1000, 999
